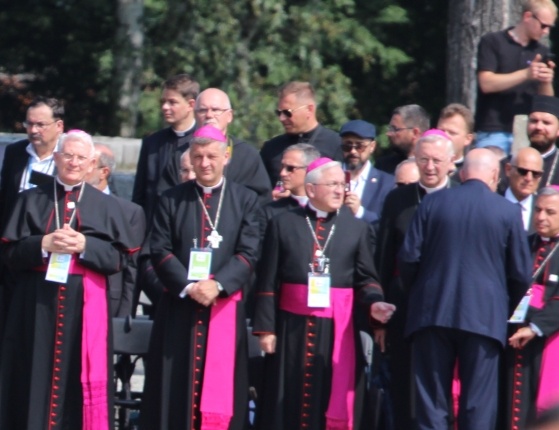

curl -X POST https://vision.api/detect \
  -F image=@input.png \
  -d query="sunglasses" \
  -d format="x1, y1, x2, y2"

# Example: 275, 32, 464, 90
513, 165, 544, 179
532, 13, 555, 30
341, 141, 371, 152
281, 164, 306, 173
275, 104, 309, 118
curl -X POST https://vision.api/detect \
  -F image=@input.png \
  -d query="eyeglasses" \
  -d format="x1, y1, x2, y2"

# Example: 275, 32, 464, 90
275, 105, 309, 118
57, 152, 91, 165
313, 182, 346, 189
23, 120, 58, 130
280, 164, 306, 173
194, 107, 231, 116
341, 140, 372, 152
386, 125, 413, 133
532, 13, 555, 30
513, 165, 544, 179
417, 157, 447, 166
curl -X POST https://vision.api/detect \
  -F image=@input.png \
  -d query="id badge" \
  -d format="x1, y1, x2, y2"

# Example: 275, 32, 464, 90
45, 252, 72, 284
187, 248, 212, 280
307, 273, 331, 308
508, 295, 530, 324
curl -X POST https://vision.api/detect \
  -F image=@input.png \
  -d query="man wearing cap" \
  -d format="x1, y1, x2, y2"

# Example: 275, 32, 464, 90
340, 119, 394, 226
194, 88, 271, 203
398, 148, 531, 429
140, 125, 260, 430
0, 130, 141, 429
253, 157, 395, 430
260, 81, 343, 187
527, 95, 559, 187
375, 130, 457, 429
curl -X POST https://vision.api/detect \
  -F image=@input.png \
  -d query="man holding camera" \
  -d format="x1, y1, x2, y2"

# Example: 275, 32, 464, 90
475, 0, 557, 155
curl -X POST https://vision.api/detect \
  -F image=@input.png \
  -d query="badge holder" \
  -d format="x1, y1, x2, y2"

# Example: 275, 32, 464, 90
46, 253, 72, 284
187, 248, 213, 280
307, 253, 331, 308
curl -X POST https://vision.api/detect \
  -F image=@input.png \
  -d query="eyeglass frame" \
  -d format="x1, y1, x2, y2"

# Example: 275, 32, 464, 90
341, 139, 374, 152
312, 182, 346, 189
23, 120, 60, 130
386, 125, 413, 134
531, 12, 555, 30
194, 107, 231, 116
275, 105, 309, 118
512, 165, 544, 179
280, 164, 307, 173
56, 152, 92, 166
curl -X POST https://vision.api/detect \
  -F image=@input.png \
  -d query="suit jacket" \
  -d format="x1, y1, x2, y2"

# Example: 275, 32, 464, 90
107, 195, 146, 317
398, 179, 532, 345
359, 166, 395, 225
0, 139, 56, 229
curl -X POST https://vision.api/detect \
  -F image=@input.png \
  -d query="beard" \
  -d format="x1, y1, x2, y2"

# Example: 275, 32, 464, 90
391, 141, 414, 157
344, 156, 365, 172
529, 132, 557, 153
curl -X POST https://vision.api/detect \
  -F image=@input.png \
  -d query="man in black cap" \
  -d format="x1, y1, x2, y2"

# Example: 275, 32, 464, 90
340, 120, 394, 226
527, 95, 559, 187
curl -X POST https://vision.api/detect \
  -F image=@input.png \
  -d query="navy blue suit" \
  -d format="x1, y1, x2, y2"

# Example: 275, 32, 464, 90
358, 165, 394, 225
398, 179, 531, 430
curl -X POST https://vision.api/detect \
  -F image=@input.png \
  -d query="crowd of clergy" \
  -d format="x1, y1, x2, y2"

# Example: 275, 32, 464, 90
2, 40, 559, 430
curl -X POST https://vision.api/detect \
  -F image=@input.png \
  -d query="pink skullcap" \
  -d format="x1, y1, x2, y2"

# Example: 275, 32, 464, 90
307, 157, 333, 174
67, 129, 87, 134
193, 125, 227, 143
421, 128, 451, 140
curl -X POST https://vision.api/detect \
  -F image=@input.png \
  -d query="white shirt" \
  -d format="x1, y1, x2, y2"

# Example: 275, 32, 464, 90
345, 160, 372, 219
504, 187, 533, 231
20, 143, 57, 192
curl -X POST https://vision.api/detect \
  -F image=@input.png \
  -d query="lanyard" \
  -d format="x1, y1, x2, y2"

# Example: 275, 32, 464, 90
305, 209, 338, 258
195, 179, 227, 248
53, 180, 85, 229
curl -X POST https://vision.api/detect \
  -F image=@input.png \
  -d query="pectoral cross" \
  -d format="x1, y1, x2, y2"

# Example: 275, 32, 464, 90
207, 230, 223, 249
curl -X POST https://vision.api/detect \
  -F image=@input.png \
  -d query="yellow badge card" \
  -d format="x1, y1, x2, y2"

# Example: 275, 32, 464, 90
45, 252, 72, 284
307, 273, 331, 308
187, 249, 212, 280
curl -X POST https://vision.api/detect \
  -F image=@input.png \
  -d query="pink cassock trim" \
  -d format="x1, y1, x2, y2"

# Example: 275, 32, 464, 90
279, 283, 355, 430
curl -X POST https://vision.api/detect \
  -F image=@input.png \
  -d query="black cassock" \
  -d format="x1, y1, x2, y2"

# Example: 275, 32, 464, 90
504, 235, 559, 430
0, 181, 140, 430
140, 180, 260, 430
253, 205, 383, 430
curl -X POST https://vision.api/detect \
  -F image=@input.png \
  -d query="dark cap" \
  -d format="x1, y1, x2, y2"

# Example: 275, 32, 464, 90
339, 120, 376, 139
531, 95, 559, 119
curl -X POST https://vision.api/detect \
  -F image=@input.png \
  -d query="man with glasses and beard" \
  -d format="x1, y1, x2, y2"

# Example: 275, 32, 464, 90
375, 104, 430, 174
340, 120, 394, 226
260, 81, 343, 187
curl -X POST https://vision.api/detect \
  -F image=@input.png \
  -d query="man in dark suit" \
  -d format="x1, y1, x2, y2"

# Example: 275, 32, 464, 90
398, 148, 532, 430
194, 88, 271, 203
503, 147, 544, 234
132, 74, 199, 224
0, 96, 64, 229
376, 129, 458, 429
86, 143, 146, 317
340, 120, 394, 226
375, 104, 430, 174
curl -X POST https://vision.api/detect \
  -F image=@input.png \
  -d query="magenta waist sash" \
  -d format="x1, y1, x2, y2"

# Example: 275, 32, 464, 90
279, 283, 355, 430
37, 257, 109, 430
530, 284, 559, 413
200, 290, 242, 430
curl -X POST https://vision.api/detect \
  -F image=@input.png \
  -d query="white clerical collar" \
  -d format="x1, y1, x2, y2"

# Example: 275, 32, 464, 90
418, 176, 449, 194
173, 121, 196, 137
308, 202, 329, 219
101, 185, 111, 195
291, 194, 308, 207
454, 156, 464, 165
504, 187, 532, 209
541, 146, 557, 159
197, 177, 224, 194
56, 177, 83, 192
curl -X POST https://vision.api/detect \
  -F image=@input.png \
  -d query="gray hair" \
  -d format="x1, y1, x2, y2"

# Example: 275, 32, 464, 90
190, 136, 228, 151
305, 161, 342, 185
393, 104, 430, 133
538, 186, 559, 197
94, 144, 116, 174
415, 134, 455, 158
59, 130, 94, 156
284, 143, 321, 166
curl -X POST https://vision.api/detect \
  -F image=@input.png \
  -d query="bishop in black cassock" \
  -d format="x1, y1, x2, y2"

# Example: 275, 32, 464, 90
0, 131, 141, 430
140, 126, 260, 430
253, 158, 394, 430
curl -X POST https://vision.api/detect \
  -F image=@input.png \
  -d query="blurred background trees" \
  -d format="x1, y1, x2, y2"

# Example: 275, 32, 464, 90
0, 0, 554, 149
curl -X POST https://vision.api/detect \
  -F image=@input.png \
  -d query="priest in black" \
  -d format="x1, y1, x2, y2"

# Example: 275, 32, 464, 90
253, 158, 395, 430
505, 186, 559, 430
140, 125, 260, 430
260, 81, 343, 187
0, 130, 141, 430
376, 130, 458, 429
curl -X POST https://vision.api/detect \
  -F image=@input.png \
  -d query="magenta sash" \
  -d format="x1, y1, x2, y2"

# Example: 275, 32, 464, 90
279, 283, 355, 430
529, 284, 559, 413
200, 290, 242, 430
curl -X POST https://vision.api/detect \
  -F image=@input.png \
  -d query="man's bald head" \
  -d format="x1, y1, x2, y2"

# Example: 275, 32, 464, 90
194, 88, 233, 133
460, 148, 500, 191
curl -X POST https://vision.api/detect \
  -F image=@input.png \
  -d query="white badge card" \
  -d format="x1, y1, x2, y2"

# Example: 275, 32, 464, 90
45, 252, 72, 284
308, 273, 331, 308
508, 295, 530, 324
187, 248, 212, 280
